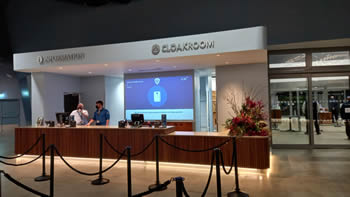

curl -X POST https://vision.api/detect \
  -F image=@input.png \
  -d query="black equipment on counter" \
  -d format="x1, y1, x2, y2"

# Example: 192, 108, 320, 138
118, 120, 127, 128
48, 121, 55, 127
153, 121, 161, 128
69, 115, 76, 127
131, 114, 144, 127
56, 112, 70, 125
161, 114, 167, 128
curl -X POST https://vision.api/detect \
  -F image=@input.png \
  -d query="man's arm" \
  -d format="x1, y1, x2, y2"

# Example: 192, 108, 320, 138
87, 119, 94, 126
82, 110, 89, 118
87, 112, 96, 126
105, 110, 110, 126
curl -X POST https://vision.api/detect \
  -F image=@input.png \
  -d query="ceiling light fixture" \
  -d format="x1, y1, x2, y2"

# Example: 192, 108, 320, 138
58, 66, 63, 70
216, 54, 221, 57
104, 64, 109, 67
225, 62, 230, 64
155, 60, 160, 62
128, 69, 132, 72
88, 72, 92, 74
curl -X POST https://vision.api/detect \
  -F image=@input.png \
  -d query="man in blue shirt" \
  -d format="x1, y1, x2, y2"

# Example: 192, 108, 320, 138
87, 100, 110, 126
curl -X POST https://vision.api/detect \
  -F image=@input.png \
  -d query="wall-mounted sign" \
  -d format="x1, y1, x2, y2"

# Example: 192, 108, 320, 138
152, 41, 215, 55
37, 53, 85, 65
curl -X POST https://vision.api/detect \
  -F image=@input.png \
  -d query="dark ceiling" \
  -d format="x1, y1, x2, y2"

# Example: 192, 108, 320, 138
1, 0, 350, 58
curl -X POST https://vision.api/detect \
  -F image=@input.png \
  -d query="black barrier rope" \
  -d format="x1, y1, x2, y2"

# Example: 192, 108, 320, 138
159, 136, 232, 153
219, 139, 235, 175
130, 136, 156, 157
182, 182, 190, 197
99, 148, 126, 174
0, 171, 49, 197
0, 154, 41, 166
132, 179, 172, 197
0, 146, 50, 167
54, 146, 126, 176
201, 151, 215, 197
0, 135, 42, 160
103, 136, 123, 155
104, 135, 156, 157
0, 171, 2, 197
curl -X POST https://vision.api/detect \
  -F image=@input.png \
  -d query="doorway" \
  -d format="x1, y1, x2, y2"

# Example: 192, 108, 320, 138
311, 76, 350, 145
270, 75, 350, 147
269, 48, 350, 148
270, 77, 309, 145
64, 93, 80, 113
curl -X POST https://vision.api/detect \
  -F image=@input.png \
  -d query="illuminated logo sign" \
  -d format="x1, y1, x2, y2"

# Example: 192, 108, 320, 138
37, 56, 44, 64
152, 41, 215, 55
37, 53, 85, 65
152, 44, 160, 55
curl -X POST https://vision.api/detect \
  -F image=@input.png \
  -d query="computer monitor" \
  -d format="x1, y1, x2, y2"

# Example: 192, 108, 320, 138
56, 112, 70, 125
131, 114, 144, 126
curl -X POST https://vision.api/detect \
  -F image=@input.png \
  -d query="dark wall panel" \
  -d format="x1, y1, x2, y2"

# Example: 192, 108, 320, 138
0, 1, 11, 58
5, 0, 350, 53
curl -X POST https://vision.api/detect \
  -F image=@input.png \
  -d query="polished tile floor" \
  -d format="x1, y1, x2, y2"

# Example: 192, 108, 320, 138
1, 125, 350, 197
272, 118, 350, 145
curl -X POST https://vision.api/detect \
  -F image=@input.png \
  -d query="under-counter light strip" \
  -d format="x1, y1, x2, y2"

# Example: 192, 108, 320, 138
19, 155, 269, 175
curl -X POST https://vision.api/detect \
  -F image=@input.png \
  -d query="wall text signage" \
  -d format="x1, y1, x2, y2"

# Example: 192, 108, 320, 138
152, 41, 215, 55
37, 53, 85, 65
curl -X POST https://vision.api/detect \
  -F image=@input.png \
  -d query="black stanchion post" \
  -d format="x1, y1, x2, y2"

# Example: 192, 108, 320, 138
227, 137, 249, 197
0, 170, 2, 197
50, 145, 55, 197
127, 146, 132, 197
175, 177, 184, 197
148, 135, 167, 191
214, 148, 222, 197
35, 134, 50, 182
92, 134, 110, 185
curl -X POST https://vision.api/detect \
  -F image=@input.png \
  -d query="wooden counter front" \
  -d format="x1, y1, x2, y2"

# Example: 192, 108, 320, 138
15, 127, 270, 169
15, 126, 175, 160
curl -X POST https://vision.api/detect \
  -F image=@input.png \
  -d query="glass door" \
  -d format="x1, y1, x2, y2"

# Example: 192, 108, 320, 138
270, 78, 309, 144
311, 76, 350, 145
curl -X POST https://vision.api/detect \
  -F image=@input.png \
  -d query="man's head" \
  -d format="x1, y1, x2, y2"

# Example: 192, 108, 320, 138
96, 100, 104, 109
77, 103, 84, 110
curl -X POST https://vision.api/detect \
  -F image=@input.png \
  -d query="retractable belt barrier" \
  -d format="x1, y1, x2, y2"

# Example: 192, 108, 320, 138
0, 145, 55, 197
0, 170, 49, 197
0, 132, 249, 197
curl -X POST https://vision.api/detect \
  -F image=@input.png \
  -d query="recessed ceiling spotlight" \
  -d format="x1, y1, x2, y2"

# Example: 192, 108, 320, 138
155, 60, 160, 62
104, 64, 109, 67
88, 72, 92, 74
128, 69, 132, 72
58, 66, 63, 70
216, 54, 221, 57
225, 61, 230, 64
173, 66, 177, 68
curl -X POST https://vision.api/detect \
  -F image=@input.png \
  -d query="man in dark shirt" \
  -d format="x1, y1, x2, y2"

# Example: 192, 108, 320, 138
340, 96, 350, 140
87, 100, 110, 126
329, 95, 339, 124
304, 100, 321, 135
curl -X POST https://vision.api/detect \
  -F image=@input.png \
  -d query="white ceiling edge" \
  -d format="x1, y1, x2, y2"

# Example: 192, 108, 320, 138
13, 26, 267, 74
16, 49, 267, 77
268, 38, 350, 51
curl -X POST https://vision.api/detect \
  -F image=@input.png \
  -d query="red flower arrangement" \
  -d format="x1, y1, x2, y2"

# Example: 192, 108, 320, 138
225, 97, 269, 136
